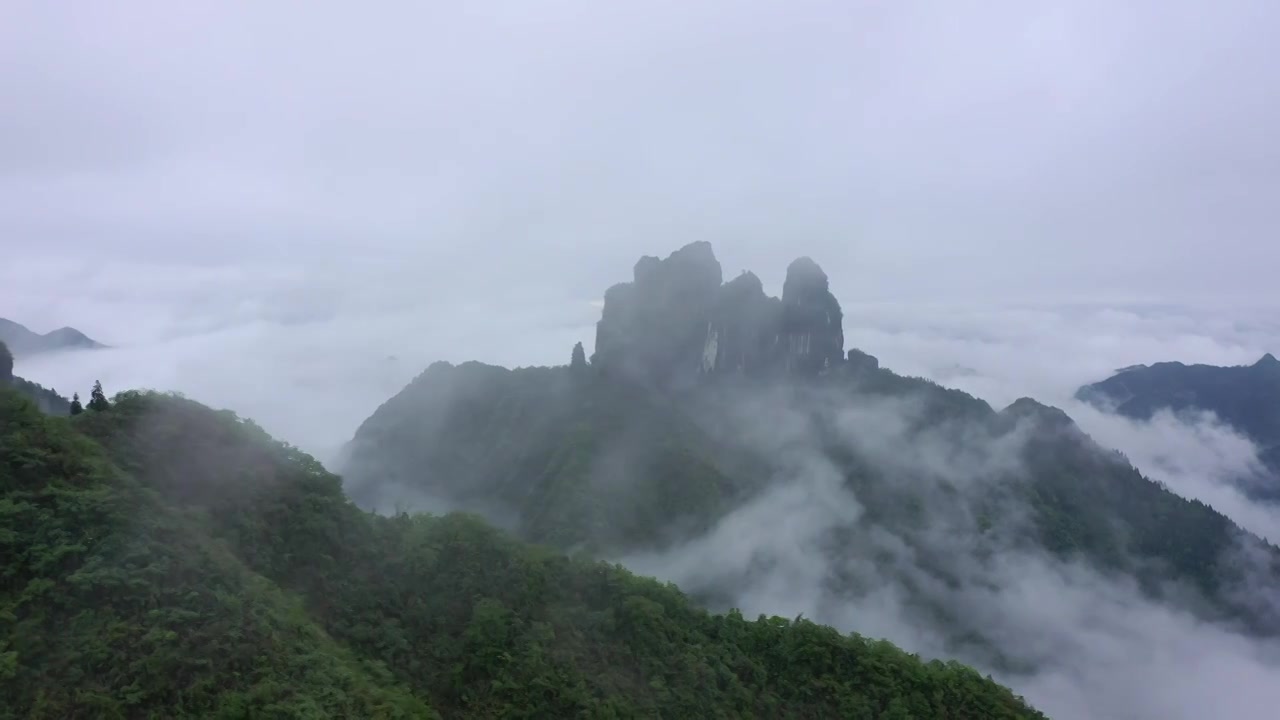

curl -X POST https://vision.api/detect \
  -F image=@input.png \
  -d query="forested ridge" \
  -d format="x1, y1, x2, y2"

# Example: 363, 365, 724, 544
342, 243, 1280, 673
1077, 353, 1280, 499
0, 387, 1046, 718
345, 358, 1280, 635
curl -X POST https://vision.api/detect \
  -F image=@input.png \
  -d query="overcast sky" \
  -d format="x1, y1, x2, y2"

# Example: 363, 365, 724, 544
6, 6, 1280, 716
3, 0, 1280, 453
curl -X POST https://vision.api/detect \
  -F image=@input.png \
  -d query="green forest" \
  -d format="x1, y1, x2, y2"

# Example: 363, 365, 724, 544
0, 383, 1046, 719
344, 358, 1280, 637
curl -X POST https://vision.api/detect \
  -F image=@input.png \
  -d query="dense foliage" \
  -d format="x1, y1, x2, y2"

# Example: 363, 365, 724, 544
1, 388, 1045, 718
345, 361, 753, 552
344, 357, 1280, 639
8, 376, 71, 416
0, 390, 431, 719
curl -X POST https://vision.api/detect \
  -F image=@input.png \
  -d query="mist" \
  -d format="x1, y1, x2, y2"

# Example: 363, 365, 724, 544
618, 369, 1280, 720
6, 1, 1280, 717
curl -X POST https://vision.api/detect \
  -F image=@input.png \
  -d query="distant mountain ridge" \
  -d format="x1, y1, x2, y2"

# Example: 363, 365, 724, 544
1077, 352, 1280, 495
0, 317, 105, 356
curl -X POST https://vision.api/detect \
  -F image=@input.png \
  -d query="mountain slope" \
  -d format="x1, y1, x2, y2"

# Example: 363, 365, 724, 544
344, 360, 756, 551
0, 318, 105, 356
1, 339, 71, 415
0, 389, 432, 719
1, 387, 1044, 718
342, 243, 1280, 659
1077, 354, 1280, 481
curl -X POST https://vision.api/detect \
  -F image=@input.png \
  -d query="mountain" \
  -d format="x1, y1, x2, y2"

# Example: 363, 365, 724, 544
1076, 354, 1280, 495
343, 242, 1280, 672
592, 242, 845, 384
0, 339, 71, 414
0, 387, 1043, 719
0, 318, 105, 356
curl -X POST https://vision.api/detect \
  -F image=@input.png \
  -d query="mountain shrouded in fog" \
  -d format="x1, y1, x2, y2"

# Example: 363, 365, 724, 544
1078, 354, 1280, 500
343, 243, 1280, 717
0, 384, 1045, 718
0, 318, 104, 357
8, 2, 1280, 716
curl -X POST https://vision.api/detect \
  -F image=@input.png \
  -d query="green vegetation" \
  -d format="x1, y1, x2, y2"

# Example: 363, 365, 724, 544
7, 376, 71, 416
87, 380, 111, 413
0, 389, 431, 719
344, 358, 1280, 637
1, 387, 1045, 718
345, 361, 754, 553
1, 339, 72, 416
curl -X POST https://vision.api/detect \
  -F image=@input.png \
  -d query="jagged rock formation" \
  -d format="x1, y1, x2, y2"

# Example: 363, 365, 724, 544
592, 242, 846, 384
778, 257, 844, 373
0, 318, 105, 356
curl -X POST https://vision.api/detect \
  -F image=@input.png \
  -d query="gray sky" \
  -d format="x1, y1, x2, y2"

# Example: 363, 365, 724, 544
4, 1, 1280, 316
3, 0, 1279, 451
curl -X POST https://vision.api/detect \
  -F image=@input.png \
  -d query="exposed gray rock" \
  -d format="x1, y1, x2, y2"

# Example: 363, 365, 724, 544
846, 348, 880, 373
594, 243, 849, 384
778, 257, 844, 374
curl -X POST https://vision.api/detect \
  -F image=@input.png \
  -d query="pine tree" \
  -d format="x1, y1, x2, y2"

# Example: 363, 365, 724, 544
87, 380, 110, 412
570, 341, 587, 372
69, 392, 84, 416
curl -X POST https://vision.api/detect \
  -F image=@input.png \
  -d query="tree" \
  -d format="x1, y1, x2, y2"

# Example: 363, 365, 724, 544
0, 340, 11, 385
570, 342, 587, 372
87, 380, 110, 412
69, 392, 84, 416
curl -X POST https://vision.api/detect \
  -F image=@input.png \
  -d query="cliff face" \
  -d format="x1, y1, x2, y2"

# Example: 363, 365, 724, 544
777, 257, 844, 374
592, 243, 846, 384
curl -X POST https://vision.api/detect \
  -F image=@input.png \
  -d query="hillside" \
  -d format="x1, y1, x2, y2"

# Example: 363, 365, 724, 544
1077, 354, 1280, 490
0, 340, 71, 415
343, 243, 1280, 668
0, 318, 105, 356
0, 387, 1044, 718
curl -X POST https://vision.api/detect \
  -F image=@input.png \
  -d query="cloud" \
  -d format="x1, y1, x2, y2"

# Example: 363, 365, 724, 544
4, 0, 1280, 309
618, 367, 1280, 720
841, 299, 1280, 536
1069, 406, 1280, 543
9, 275, 598, 465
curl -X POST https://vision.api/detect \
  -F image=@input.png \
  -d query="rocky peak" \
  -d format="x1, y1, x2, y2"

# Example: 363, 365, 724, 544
632, 241, 722, 292
845, 348, 880, 374
593, 243, 848, 384
782, 256, 829, 297
779, 257, 844, 374
593, 242, 725, 382
1256, 352, 1279, 368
